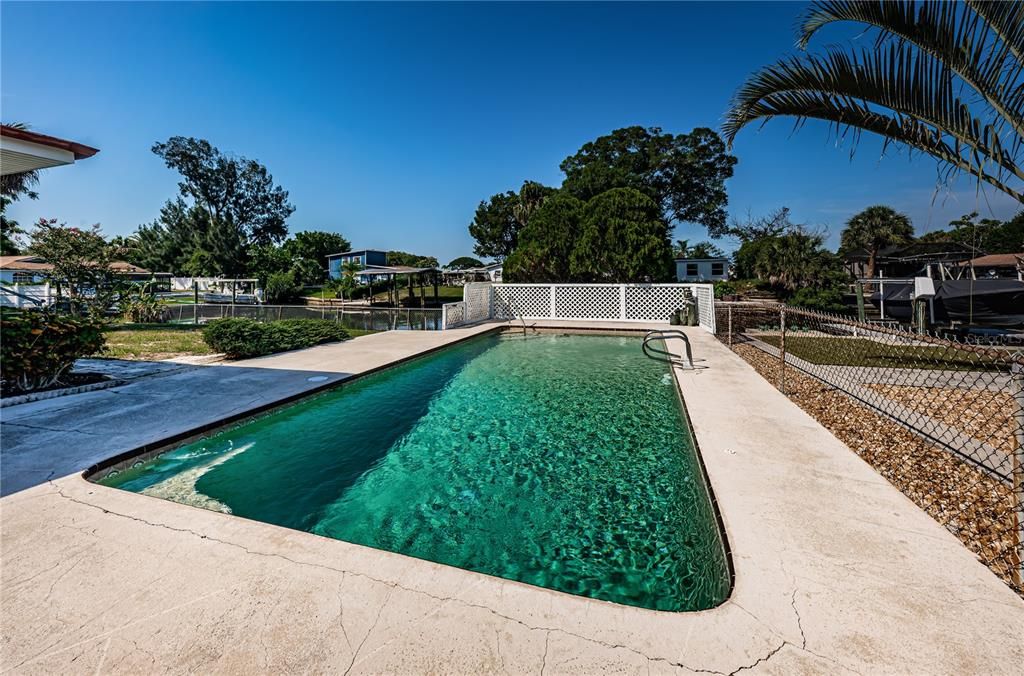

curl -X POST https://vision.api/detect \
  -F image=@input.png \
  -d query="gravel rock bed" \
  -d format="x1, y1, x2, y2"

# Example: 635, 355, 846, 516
732, 343, 1021, 593
863, 383, 1016, 456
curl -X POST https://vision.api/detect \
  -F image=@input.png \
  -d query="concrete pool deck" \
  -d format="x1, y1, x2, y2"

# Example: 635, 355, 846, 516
2, 324, 1023, 673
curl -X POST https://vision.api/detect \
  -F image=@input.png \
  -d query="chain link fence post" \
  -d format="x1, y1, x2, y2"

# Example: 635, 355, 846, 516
777, 306, 786, 394
1013, 361, 1024, 589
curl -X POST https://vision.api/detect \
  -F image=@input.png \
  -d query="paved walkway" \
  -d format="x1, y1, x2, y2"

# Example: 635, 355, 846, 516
1, 325, 1022, 673
0, 325, 496, 497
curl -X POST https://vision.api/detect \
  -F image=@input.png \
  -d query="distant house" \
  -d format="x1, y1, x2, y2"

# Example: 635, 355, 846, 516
441, 262, 503, 285
676, 257, 729, 282
0, 255, 53, 284
0, 255, 160, 284
843, 242, 976, 279
326, 249, 388, 279
958, 253, 1024, 281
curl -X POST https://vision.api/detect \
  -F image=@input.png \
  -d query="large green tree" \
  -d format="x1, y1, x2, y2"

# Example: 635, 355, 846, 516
446, 256, 484, 270
387, 251, 439, 268
130, 199, 211, 274
724, 0, 1024, 203
284, 231, 350, 284
571, 188, 674, 282
560, 126, 737, 235
840, 205, 914, 279
504, 193, 586, 282
468, 181, 556, 260
152, 136, 295, 246
917, 211, 1024, 253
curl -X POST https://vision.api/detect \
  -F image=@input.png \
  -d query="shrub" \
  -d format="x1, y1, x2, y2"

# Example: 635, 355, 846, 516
120, 285, 169, 323
264, 270, 302, 304
789, 285, 848, 313
202, 318, 349, 358
713, 280, 738, 299
1, 309, 106, 394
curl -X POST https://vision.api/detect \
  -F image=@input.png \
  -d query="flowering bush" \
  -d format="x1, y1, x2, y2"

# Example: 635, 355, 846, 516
0, 309, 106, 394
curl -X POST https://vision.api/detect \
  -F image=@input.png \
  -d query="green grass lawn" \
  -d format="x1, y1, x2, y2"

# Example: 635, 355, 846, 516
99, 324, 377, 361
306, 285, 464, 306
100, 325, 213, 360
755, 335, 1002, 370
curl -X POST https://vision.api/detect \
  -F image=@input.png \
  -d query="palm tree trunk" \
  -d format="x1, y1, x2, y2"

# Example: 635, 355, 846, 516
865, 249, 877, 293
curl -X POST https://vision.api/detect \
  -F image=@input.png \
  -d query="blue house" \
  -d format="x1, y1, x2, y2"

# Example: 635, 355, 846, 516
327, 249, 388, 279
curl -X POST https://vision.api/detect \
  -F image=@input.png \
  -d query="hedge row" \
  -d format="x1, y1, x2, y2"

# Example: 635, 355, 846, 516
202, 318, 350, 358
1, 309, 106, 395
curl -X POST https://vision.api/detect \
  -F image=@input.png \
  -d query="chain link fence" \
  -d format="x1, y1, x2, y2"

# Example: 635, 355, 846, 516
163, 303, 443, 331
715, 301, 1024, 596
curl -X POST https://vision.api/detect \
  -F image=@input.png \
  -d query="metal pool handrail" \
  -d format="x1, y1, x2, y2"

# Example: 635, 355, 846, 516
643, 329, 695, 369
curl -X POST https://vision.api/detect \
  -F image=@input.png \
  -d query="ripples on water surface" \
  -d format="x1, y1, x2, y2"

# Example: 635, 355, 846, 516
103, 334, 731, 610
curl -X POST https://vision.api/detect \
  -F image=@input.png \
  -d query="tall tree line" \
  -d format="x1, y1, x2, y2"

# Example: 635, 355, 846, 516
469, 126, 738, 282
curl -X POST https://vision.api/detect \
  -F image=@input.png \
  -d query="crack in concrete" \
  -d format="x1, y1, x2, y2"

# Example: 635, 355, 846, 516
336, 573, 352, 651
45, 483, 843, 675
724, 641, 786, 676
540, 631, 550, 676
342, 586, 393, 676
790, 589, 806, 650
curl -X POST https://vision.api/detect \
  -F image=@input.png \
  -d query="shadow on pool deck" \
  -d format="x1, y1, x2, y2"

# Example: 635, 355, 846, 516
0, 324, 499, 497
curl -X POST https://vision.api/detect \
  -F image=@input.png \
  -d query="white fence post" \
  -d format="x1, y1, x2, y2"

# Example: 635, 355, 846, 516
619, 285, 627, 320
549, 286, 556, 318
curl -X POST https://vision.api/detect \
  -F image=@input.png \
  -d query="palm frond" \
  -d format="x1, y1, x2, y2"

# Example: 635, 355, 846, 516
966, 0, 1024, 65
725, 45, 1024, 183
724, 81, 1024, 202
797, 0, 1024, 138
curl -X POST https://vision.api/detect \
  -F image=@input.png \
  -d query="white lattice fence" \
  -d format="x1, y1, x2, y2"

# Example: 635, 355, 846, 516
441, 302, 466, 329
445, 283, 716, 331
624, 285, 688, 321
554, 286, 621, 319
491, 283, 716, 331
493, 285, 551, 320
693, 285, 715, 332
463, 282, 493, 323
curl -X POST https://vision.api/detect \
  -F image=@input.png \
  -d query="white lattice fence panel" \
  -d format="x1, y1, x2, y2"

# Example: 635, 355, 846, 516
463, 282, 493, 323
494, 285, 551, 319
624, 285, 686, 321
442, 302, 466, 328
693, 285, 715, 332
554, 285, 621, 319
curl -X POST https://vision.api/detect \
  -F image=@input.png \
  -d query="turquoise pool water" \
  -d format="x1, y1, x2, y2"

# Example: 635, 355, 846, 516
100, 334, 730, 611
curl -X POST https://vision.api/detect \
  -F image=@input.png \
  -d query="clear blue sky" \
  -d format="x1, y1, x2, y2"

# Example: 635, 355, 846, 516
3, 1, 1019, 263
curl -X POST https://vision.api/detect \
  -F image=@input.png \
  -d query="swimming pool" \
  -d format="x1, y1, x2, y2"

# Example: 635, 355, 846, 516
97, 333, 731, 611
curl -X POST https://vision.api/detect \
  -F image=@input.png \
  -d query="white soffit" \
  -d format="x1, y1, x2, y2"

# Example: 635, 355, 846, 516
0, 136, 76, 176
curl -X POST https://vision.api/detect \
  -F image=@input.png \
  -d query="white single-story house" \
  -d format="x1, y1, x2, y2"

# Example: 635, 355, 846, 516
0, 255, 161, 285
0, 255, 52, 284
675, 257, 730, 282
439, 263, 503, 285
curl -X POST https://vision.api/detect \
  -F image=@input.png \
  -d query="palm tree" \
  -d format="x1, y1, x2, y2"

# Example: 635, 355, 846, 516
840, 205, 914, 280
753, 228, 838, 290
723, 1, 1024, 203
339, 259, 362, 300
